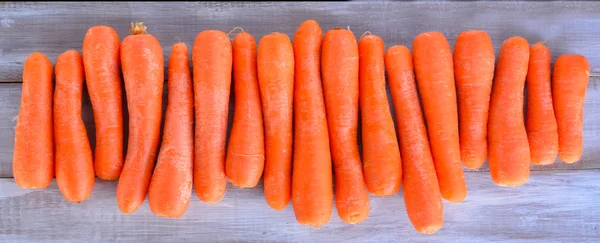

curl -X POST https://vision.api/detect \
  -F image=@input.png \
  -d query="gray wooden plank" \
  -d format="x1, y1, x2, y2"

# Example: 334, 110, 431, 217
1, 1, 600, 82
0, 170, 598, 242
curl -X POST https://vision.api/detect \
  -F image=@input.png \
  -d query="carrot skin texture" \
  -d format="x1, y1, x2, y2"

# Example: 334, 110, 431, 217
148, 43, 193, 218
321, 28, 370, 224
291, 20, 333, 228
192, 30, 232, 204
526, 43, 558, 165
226, 32, 265, 188
258, 32, 294, 210
552, 55, 590, 164
413, 32, 467, 202
54, 50, 95, 203
386, 46, 443, 234
488, 36, 531, 187
454, 30, 495, 169
82, 26, 124, 180
13, 52, 54, 189
358, 34, 402, 196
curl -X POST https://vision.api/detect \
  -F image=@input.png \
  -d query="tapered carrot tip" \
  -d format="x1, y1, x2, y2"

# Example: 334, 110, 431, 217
418, 224, 443, 235
117, 199, 140, 214
344, 212, 368, 225
443, 191, 466, 203
559, 154, 581, 164
492, 175, 529, 187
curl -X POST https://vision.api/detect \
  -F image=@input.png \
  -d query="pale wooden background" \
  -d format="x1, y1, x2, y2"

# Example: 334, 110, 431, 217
0, 1, 599, 242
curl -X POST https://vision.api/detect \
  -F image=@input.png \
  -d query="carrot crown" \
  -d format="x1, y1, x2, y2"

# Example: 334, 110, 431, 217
130, 22, 147, 35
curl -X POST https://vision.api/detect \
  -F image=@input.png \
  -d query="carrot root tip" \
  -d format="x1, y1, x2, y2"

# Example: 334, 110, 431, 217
129, 22, 147, 35
360, 31, 372, 39
227, 26, 245, 36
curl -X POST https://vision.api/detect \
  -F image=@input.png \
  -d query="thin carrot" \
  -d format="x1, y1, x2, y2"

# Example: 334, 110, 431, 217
257, 32, 294, 210
192, 30, 232, 204
453, 30, 495, 169
54, 50, 95, 203
148, 43, 193, 218
82, 25, 124, 180
321, 27, 370, 224
552, 54, 590, 164
13, 52, 54, 189
526, 43, 558, 165
488, 36, 531, 187
291, 20, 333, 228
412, 32, 466, 202
358, 33, 402, 196
386, 45, 443, 234
226, 30, 265, 188
116, 22, 164, 214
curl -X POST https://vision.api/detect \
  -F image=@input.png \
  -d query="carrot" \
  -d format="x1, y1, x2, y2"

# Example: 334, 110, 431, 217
54, 50, 95, 203
552, 54, 590, 164
116, 23, 164, 214
386, 45, 443, 234
453, 30, 495, 169
358, 33, 402, 196
257, 32, 294, 210
226, 29, 265, 188
291, 20, 333, 228
412, 32, 466, 202
13, 52, 54, 189
321, 27, 370, 224
488, 36, 531, 187
82, 25, 124, 180
526, 43, 558, 165
148, 43, 193, 218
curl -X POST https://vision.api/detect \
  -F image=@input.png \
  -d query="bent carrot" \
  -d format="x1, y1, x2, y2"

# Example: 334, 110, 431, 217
192, 30, 232, 204
291, 20, 333, 228
54, 50, 95, 203
82, 25, 124, 180
413, 32, 466, 202
552, 54, 590, 164
258, 32, 294, 210
453, 30, 495, 169
488, 36, 531, 187
526, 43, 558, 165
116, 23, 164, 214
226, 30, 265, 188
148, 43, 193, 218
13, 52, 54, 189
358, 33, 402, 196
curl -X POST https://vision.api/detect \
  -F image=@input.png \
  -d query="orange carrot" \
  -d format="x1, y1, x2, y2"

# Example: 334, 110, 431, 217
148, 43, 193, 218
386, 45, 443, 234
54, 50, 95, 203
552, 54, 590, 164
226, 30, 265, 188
82, 25, 124, 180
116, 23, 164, 214
258, 32, 294, 210
526, 43, 558, 165
291, 20, 333, 228
358, 33, 402, 196
488, 36, 531, 187
412, 32, 466, 202
13, 52, 54, 189
453, 30, 495, 169
321, 27, 370, 224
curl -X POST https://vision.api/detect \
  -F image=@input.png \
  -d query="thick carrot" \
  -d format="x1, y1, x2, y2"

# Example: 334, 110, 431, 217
116, 23, 164, 214
192, 30, 232, 204
526, 43, 558, 165
54, 50, 95, 203
488, 36, 531, 187
13, 52, 54, 189
291, 20, 333, 228
386, 45, 443, 234
226, 30, 265, 188
552, 54, 590, 164
413, 32, 466, 202
321, 27, 370, 224
453, 30, 495, 169
148, 43, 193, 218
82, 25, 124, 180
258, 32, 294, 210
358, 33, 402, 196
